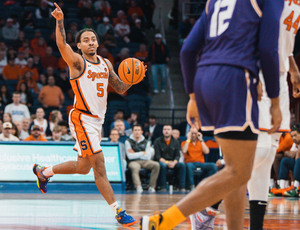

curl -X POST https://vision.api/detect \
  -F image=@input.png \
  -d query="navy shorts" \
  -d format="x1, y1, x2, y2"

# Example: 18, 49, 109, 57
194, 65, 259, 136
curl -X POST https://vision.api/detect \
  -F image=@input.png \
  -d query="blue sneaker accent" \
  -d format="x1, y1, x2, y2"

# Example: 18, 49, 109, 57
115, 208, 137, 226
32, 164, 50, 193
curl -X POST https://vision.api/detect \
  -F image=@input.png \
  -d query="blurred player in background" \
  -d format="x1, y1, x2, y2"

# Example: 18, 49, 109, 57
33, 3, 137, 227
140, 0, 283, 229
247, 1, 300, 229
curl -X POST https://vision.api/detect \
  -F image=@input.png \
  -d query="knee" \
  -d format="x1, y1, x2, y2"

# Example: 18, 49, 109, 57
154, 162, 160, 170
78, 167, 91, 175
159, 162, 167, 170
225, 167, 252, 186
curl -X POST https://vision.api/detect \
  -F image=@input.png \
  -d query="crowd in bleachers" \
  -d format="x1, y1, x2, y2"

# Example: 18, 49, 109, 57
0, 0, 162, 140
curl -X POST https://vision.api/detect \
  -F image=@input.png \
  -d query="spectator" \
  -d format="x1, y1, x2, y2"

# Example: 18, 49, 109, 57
125, 124, 159, 193
15, 30, 26, 49
181, 128, 218, 191
114, 119, 130, 143
0, 85, 12, 106
30, 30, 42, 50
110, 110, 132, 131
41, 46, 58, 69
101, 28, 117, 49
32, 37, 47, 58
7, 48, 17, 60
109, 128, 127, 168
24, 124, 48, 141
18, 82, 33, 109
4, 92, 30, 123
94, 0, 111, 16
2, 18, 19, 41
154, 124, 186, 192
20, 10, 35, 30
56, 69, 73, 99
17, 71, 38, 93
37, 74, 47, 91
21, 57, 39, 81
35, 0, 52, 19
0, 50, 7, 76
30, 107, 50, 137
78, 0, 94, 20
271, 124, 300, 197
0, 122, 19, 141
49, 125, 63, 142
97, 17, 113, 37
147, 33, 170, 93
19, 118, 30, 140
178, 17, 196, 46
82, 17, 95, 30
129, 18, 146, 44
127, 0, 144, 18
128, 112, 139, 127
58, 120, 73, 141
2, 58, 22, 80
144, 115, 162, 144
142, 0, 155, 29
69, 22, 78, 39
114, 47, 130, 70
11, 121, 21, 138
38, 75, 65, 110
3, 113, 12, 123
134, 43, 148, 62
113, 10, 127, 26
171, 129, 181, 142
33, 54, 43, 73
98, 46, 114, 66
45, 66, 56, 78
58, 56, 68, 70
49, 110, 63, 132
14, 51, 27, 68
114, 18, 130, 43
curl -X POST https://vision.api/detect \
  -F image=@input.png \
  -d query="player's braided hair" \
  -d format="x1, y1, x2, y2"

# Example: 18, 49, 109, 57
75, 28, 99, 55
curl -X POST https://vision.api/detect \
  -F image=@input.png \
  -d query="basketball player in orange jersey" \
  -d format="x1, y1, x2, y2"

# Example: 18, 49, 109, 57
32, 3, 138, 227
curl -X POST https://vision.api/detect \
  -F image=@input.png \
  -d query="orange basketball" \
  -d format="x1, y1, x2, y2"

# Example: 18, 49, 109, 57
118, 58, 146, 85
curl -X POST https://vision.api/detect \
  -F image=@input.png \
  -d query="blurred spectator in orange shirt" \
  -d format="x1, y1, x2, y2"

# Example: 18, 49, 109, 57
2, 58, 22, 80
127, 0, 144, 18
98, 46, 114, 66
41, 46, 58, 69
113, 10, 127, 26
32, 37, 47, 58
17, 71, 38, 93
134, 44, 148, 62
24, 124, 48, 141
38, 76, 64, 109
21, 57, 39, 81
30, 30, 42, 50
58, 57, 67, 71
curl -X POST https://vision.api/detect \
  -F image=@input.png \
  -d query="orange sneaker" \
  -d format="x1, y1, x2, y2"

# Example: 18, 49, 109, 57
270, 185, 294, 196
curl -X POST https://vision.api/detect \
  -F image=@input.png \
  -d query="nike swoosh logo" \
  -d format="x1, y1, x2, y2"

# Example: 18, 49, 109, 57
125, 63, 131, 74
258, 202, 267, 206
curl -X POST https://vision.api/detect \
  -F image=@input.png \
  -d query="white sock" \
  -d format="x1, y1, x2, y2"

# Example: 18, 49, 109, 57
279, 179, 286, 189
294, 181, 299, 188
43, 166, 55, 177
110, 201, 120, 215
269, 179, 275, 189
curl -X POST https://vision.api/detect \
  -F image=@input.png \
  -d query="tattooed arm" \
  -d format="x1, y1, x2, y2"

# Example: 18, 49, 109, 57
105, 58, 132, 94
51, 3, 81, 69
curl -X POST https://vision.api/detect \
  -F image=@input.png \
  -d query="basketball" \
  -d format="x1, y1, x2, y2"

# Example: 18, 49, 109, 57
118, 58, 146, 85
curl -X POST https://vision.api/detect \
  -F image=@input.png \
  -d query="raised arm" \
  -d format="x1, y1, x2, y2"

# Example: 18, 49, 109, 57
51, 3, 82, 69
105, 58, 132, 94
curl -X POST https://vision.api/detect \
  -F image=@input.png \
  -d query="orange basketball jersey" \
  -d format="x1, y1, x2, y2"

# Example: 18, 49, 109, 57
70, 55, 109, 123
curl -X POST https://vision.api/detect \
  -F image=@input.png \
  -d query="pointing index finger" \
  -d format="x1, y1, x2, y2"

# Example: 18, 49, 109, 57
54, 2, 61, 10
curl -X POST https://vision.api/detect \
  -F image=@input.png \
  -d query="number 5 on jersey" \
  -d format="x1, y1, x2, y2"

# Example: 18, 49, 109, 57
284, 11, 300, 35
97, 83, 104, 97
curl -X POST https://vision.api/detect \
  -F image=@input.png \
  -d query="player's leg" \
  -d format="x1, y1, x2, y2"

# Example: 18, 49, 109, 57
140, 138, 256, 230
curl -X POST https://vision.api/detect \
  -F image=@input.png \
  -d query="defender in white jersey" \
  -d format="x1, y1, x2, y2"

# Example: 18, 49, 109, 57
32, 3, 139, 227
247, 1, 300, 229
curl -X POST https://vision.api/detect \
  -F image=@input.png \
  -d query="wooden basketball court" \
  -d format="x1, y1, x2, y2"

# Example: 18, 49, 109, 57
0, 192, 299, 229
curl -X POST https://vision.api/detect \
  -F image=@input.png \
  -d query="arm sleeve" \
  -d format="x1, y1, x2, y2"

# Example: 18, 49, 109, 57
258, 0, 284, 98
180, 11, 207, 94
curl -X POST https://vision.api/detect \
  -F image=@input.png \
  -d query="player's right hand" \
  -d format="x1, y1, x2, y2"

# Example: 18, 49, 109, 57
186, 95, 201, 130
51, 2, 64, 21
268, 97, 282, 134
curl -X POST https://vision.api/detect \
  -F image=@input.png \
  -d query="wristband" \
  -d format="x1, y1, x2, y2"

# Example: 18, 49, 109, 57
187, 139, 191, 143
166, 160, 169, 163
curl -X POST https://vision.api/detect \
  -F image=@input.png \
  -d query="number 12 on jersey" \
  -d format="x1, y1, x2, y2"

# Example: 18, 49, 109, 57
284, 11, 300, 35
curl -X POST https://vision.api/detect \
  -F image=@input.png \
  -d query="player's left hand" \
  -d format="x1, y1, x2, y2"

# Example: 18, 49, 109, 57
290, 73, 300, 98
186, 95, 201, 130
